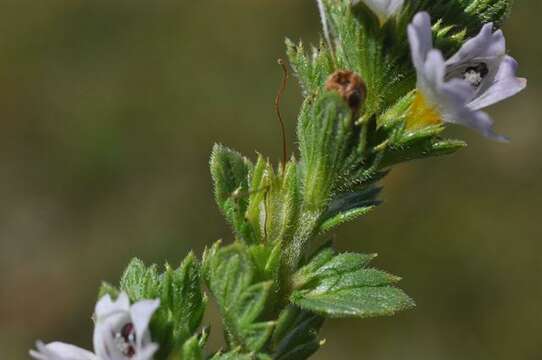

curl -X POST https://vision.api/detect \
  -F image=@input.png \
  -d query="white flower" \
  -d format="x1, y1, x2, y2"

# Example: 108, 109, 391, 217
30, 342, 97, 360
353, 0, 404, 23
30, 293, 160, 360
407, 12, 526, 141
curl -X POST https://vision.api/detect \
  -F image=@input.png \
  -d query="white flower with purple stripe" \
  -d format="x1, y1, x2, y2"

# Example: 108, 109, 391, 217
407, 12, 526, 141
30, 293, 160, 360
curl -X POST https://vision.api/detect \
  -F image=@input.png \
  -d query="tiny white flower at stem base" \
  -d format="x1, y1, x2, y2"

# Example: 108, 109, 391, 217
30, 293, 160, 360
94, 292, 160, 360
352, 0, 404, 23
406, 12, 526, 141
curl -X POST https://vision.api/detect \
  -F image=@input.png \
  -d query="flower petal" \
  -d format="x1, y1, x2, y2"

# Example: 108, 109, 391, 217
30, 341, 97, 360
94, 292, 132, 360
408, 13, 510, 142
131, 299, 160, 349
356, 0, 404, 22
456, 108, 509, 142
407, 12, 433, 71
468, 55, 527, 110
438, 78, 476, 119
387, 0, 404, 17
134, 343, 159, 360
418, 50, 463, 109
446, 23, 505, 67
423, 50, 446, 88
439, 79, 508, 142
93, 322, 119, 360
95, 292, 131, 320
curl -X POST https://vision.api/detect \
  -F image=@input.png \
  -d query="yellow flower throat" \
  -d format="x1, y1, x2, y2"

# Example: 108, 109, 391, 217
406, 92, 442, 129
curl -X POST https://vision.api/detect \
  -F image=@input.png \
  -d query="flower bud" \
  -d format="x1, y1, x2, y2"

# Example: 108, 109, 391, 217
325, 70, 366, 112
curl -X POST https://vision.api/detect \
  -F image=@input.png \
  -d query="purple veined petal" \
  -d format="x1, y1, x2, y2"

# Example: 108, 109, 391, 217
414, 49, 465, 122
495, 55, 520, 81
433, 77, 507, 141
408, 12, 433, 71
468, 55, 527, 110
438, 78, 476, 115
131, 299, 160, 350
446, 23, 506, 68
457, 108, 509, 142
418, 51, 472, 121
438, 81, 508, 142
422, 49, 446, 89
30, 341, 97, 360
413, 49, 445, 108
417, 49, 453, 108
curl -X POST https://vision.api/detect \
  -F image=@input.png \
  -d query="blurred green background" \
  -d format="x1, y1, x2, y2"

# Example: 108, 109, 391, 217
1, 1, 540, 359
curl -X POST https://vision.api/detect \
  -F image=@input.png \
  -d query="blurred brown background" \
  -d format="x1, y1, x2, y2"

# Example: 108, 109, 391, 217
0, 0, 540, 359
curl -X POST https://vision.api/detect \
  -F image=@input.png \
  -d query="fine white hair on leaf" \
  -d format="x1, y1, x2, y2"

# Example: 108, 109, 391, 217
316, 0, 334, 54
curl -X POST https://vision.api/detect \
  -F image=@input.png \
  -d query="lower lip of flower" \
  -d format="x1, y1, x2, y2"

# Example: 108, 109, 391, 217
406, 92, 442, 129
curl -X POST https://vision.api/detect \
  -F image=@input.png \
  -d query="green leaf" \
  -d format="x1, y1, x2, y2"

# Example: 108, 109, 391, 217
298, 93, 355, 211
203, 242, 275, 353
377, 93, 466, 166
244, 157, 300, 245
264, 160, 300, 244
244, 154, 269, 243
285, 38, 334, 96
181, 334, 204, 360
292, 245, 336, 283
462, 0, 512, 26
249, 242, 281, 283
291, 286, 414, 318
210, 144, 256, 243
433, 19, 467, 57
237, 282, 272, 326
414, 0, 513, 35
320, 206, 375, 233
381, 125, 467, 166
290, 247, 415, 318
161, 253, 207, 347
120, 258, 160, 300
210, 351, 272, 360
210, 353, 247, 360
272, 306, 324, 360
319, 186, 381, 233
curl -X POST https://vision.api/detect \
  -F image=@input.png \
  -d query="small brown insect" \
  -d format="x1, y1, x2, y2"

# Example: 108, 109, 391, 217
325, 70, 366, 112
